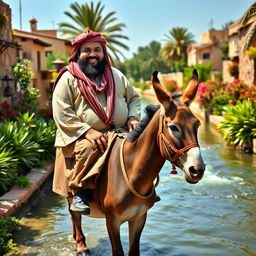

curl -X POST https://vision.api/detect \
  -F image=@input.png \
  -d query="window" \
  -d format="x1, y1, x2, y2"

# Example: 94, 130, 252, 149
37, 51, 41, 72
202, 53, 210, 59
45, 51, 52, 57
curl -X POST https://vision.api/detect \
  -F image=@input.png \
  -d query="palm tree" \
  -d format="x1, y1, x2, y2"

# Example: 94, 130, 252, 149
58, 1, 129, 62
240, 1, 256, 51
142, 41, 164, 72
161, 27, 195, 68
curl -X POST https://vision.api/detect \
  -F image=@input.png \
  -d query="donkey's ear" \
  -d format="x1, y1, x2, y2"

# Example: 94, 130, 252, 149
151, 71, 175, 112
181, 69, 199, 106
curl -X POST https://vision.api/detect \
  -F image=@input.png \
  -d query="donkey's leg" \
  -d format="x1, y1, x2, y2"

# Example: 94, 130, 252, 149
128, 213, 147, 256
67, 198, 90, 254
106, 215, 124, 256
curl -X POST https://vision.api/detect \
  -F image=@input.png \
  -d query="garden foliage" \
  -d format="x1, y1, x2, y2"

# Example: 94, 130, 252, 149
184, 63, 212, 83
12, 59, 39, 112
218, 100, 256, 152
197, 78, 256, 151
197, 79, 256, 115
0, 112, 56, 193
0, 217, 21, 255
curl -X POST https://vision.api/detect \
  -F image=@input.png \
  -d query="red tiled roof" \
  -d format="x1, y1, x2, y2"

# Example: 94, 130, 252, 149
13, 29, 71, 45
14, 30, 51, 46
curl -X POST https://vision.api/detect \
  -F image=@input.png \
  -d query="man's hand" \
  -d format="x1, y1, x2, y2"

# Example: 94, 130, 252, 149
127, 116, 139, 132
84, 128, 108, 153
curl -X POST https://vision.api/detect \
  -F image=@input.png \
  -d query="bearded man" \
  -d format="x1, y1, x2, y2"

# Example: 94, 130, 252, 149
52, 30, 141, 215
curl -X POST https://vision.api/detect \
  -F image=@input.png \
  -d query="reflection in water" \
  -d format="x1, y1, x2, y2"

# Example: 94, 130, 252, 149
7, 98, 256, 256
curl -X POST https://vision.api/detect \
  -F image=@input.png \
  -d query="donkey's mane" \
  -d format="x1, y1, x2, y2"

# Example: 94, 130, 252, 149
127, 93, 182, 142
127, 105, 160, 142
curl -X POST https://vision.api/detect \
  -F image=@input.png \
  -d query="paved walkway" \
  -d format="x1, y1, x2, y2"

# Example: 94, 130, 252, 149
0, 163, 53, 217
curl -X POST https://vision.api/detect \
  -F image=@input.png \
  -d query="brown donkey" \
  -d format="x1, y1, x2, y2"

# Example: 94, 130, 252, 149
67, 70, 205, 256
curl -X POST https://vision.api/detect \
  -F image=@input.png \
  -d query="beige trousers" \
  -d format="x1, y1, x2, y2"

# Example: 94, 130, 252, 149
52, 131, 119, 198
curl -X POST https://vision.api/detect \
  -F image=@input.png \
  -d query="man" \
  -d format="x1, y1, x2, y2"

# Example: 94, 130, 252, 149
52, 30, 141, 214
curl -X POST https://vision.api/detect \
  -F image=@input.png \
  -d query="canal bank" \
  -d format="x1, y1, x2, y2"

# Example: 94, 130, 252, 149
6, 96, 256, 256
0, 87, 255, 218
0, 163, 54, 218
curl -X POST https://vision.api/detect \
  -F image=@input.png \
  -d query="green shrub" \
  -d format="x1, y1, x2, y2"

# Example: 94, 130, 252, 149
0, 120, 42, 172
45, 52, 68, 70
184, 63, 212, 83
15, 113, 56, 160
210, 95, 229, 115
218, 100, 256, 152
15, 175, 31, 188
12, 59, 39, 113
0, 139, 18, 192
0, 217, 21, 255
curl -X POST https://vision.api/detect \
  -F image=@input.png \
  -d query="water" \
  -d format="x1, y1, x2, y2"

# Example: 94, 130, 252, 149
7, 99, 256, 256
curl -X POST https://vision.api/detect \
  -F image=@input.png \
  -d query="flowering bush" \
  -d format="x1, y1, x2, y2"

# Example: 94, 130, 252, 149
0, 101, 17, 122
197, 79, 256, 115
197, 80, 220, 109
12, 59, 39, 112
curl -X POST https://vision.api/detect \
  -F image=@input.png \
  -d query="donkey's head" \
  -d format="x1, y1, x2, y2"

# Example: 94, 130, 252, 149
151, 70, 205, 184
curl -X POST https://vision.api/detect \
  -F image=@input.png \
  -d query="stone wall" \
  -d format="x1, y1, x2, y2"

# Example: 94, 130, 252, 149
238, 27, 255, 85
0, 2, 19, 104
222, 60, 235, 83
158, 72, 184, 88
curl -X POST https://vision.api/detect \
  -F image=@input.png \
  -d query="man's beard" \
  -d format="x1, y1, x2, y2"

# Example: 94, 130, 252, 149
78, 57, 106, 77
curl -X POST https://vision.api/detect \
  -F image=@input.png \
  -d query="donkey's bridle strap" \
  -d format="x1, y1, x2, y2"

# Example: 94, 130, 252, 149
157, 114, 199, 164
120, 138, 159, 200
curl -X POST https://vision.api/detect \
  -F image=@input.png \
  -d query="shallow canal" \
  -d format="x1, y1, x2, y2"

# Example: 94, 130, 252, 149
8, 98, 256, 256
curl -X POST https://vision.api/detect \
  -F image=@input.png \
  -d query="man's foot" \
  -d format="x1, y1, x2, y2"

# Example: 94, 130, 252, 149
70, 190, 90, 215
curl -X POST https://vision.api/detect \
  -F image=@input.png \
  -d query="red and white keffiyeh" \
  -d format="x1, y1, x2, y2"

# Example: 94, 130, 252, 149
53, 30, 115, 126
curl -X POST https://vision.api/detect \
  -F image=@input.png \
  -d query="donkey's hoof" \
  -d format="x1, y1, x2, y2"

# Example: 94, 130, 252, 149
77, 249, 90, 256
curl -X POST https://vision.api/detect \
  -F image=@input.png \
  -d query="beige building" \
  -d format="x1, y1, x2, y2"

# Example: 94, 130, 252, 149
12, 18, 72, 108
0, 1, 19, 104
187, 29, 228, 72
226, 17, 256, 85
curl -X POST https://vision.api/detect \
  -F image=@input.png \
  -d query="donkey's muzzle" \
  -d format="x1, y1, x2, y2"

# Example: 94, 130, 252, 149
185, 165, 205, 184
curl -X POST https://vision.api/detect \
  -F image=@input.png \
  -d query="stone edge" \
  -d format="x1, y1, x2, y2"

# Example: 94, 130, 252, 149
0, 163, 54, 218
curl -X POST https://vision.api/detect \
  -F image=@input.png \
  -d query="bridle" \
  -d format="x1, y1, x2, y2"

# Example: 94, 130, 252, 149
157, 112, 199, 173
119, 111, 199, 200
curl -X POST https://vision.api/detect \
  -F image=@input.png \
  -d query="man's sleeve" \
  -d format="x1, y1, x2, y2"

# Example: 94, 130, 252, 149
52, 72, 91, 146
122, 75, 141, 120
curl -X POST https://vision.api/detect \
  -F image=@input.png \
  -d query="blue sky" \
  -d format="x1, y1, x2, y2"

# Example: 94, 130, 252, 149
4, 0, 255, 58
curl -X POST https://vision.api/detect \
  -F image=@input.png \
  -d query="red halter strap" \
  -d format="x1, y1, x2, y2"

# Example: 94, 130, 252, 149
157, 112, 199, 174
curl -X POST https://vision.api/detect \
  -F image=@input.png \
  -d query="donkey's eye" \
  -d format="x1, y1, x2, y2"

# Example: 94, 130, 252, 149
169, 125, 179, 132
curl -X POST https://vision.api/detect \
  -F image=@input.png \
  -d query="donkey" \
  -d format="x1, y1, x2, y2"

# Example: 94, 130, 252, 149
67, 70, 205, 256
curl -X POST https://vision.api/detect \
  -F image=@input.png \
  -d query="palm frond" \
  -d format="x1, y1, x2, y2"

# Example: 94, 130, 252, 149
243, 21, 256, 51
240, 1, 256, 26
58, 1, 129, 60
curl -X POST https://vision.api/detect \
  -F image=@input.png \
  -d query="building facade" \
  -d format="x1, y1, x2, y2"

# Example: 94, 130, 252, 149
187, 29, 228, 72
227, 17, 256, 85
12, 18, 72, 108
0, 1, 19, 104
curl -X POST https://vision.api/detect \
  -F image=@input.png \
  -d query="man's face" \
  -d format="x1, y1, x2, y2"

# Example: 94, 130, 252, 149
79, 41, 104, 65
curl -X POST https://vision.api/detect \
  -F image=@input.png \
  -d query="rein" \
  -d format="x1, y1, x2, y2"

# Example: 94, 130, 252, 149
157, 112, 199, 174
120, 138, 159, 200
